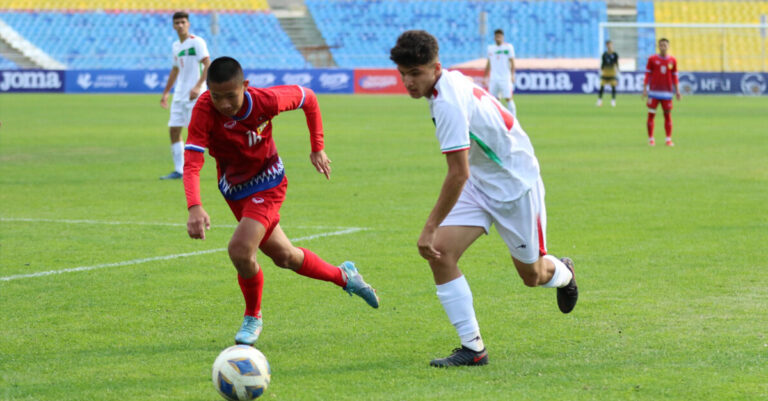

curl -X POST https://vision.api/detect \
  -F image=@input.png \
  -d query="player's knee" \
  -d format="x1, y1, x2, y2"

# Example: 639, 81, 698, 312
228, 240, 255, 266
427, 251, 458, 272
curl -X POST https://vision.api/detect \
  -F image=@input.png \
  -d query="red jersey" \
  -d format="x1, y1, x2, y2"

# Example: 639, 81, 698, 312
183, 85, 324, 208
644, 54, 678, 100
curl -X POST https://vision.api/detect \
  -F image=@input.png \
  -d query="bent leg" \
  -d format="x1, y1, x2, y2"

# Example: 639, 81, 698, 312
512, 255, 571, 288
260, 224, 345, 287
229, 217, 266, 278
429, 225, 486, 284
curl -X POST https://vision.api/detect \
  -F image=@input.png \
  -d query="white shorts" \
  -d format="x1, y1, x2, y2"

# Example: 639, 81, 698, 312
440, 179, 547, 263
168, 98, 198, 127
488, 78, 513, 99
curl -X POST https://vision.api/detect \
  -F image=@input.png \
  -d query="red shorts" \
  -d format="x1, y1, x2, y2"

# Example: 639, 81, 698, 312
647, 97, 673, 112
225, 176, 287, 244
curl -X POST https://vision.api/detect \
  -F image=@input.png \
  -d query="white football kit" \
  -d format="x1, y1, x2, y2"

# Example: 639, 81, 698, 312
487, 42, 515, 99
168, 34, 209, 127
429, 70, 545, 263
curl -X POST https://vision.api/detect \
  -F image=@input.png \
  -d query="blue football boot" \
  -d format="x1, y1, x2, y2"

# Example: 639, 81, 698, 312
234, 315, 263, 345
340, 261, 379, 308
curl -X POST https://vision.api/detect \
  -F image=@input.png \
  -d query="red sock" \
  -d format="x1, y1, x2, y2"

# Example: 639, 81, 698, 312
238, 269, 263, 318
663, 112, 672, 139
296, 248, 345, 287
647, 112, 655, 138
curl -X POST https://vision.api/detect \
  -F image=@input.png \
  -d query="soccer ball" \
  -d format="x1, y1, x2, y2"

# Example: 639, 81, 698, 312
212, 345, 271, 400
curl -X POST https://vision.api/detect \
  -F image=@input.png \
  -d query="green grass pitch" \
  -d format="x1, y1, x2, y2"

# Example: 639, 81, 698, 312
0, 93, 766, 400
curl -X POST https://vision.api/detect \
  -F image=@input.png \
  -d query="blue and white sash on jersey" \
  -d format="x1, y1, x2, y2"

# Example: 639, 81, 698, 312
648, 90, 674, 100
218, 158, 284, 200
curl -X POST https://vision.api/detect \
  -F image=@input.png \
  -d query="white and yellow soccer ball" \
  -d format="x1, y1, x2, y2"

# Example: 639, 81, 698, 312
212, 345, 271, 400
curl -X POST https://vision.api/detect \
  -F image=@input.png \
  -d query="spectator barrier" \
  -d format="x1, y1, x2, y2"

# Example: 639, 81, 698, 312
1, 68, 765, 95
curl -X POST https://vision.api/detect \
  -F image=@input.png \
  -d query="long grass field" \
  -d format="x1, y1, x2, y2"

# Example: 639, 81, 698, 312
1, 93, 766, 400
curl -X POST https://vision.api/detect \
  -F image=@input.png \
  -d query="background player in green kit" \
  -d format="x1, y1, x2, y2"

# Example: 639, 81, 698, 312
597, 40, 619, 107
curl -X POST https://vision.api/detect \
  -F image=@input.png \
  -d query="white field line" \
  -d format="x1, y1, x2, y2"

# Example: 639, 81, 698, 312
0, 227, 364, 282
0, 217, 356, 230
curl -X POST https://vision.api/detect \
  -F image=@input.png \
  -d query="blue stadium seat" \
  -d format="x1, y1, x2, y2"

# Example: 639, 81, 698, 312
0, 10, 306, 69
306, 0, 607, 68
636, 1, 657, 60
0, 55, 18, 69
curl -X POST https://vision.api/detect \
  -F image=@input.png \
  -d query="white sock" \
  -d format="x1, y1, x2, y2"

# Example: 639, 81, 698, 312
171, 141, 184, 174
436, 275, 484, 352
541, 254, 573, 288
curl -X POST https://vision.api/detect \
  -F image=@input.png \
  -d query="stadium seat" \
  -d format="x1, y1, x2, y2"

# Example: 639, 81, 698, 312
306, 0, 607, 68
0, 8, 305, 69
1, 0, 270, 11
0, 55, 18, 69
653, 0, 768, 71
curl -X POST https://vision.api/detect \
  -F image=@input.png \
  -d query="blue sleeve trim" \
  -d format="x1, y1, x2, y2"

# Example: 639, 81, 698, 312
297, 85, 306, 109
185, 144, 206, 153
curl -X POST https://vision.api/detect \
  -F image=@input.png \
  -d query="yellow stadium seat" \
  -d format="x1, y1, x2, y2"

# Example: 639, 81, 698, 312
655, 0, 768, 71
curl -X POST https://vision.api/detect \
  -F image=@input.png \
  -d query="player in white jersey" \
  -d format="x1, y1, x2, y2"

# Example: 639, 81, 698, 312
390, 30, 578, 368
484, 29, 517, 116
159, 11, 210, 180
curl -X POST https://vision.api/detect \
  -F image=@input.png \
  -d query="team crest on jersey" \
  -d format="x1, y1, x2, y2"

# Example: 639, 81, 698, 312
224, 121, 237, 129
668, 63, 673, 69
255, 120, 269, 134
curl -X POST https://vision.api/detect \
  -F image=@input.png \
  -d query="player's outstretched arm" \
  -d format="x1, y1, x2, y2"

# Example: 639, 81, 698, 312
309, 150, 332, 180
187, 205, 211, 240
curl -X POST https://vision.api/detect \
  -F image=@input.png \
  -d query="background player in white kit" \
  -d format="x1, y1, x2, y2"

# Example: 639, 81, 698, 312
390, 30, 578, 367
484, 29, 516, 116
159, 11, 210, 180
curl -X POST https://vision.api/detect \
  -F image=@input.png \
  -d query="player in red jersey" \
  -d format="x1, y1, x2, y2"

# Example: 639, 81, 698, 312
183, 57, 379, 345
642, 38, 681, 146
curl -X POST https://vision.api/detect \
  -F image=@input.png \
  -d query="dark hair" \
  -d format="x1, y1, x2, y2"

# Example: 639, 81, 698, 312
659, 38, 670, 44
208, 57, 244, 84
494, 29, 504, 35
172, 11, 189, 21
390, 30, 439, 67
605, 40, 612, 45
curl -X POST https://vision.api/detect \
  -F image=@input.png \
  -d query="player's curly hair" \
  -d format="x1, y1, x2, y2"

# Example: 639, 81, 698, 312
208, 57, 244, 84
390, 30, 439, 67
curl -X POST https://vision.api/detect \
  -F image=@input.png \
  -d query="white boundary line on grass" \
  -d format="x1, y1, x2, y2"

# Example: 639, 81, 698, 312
0, 217, 355, 230
0, 227, 364, 282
